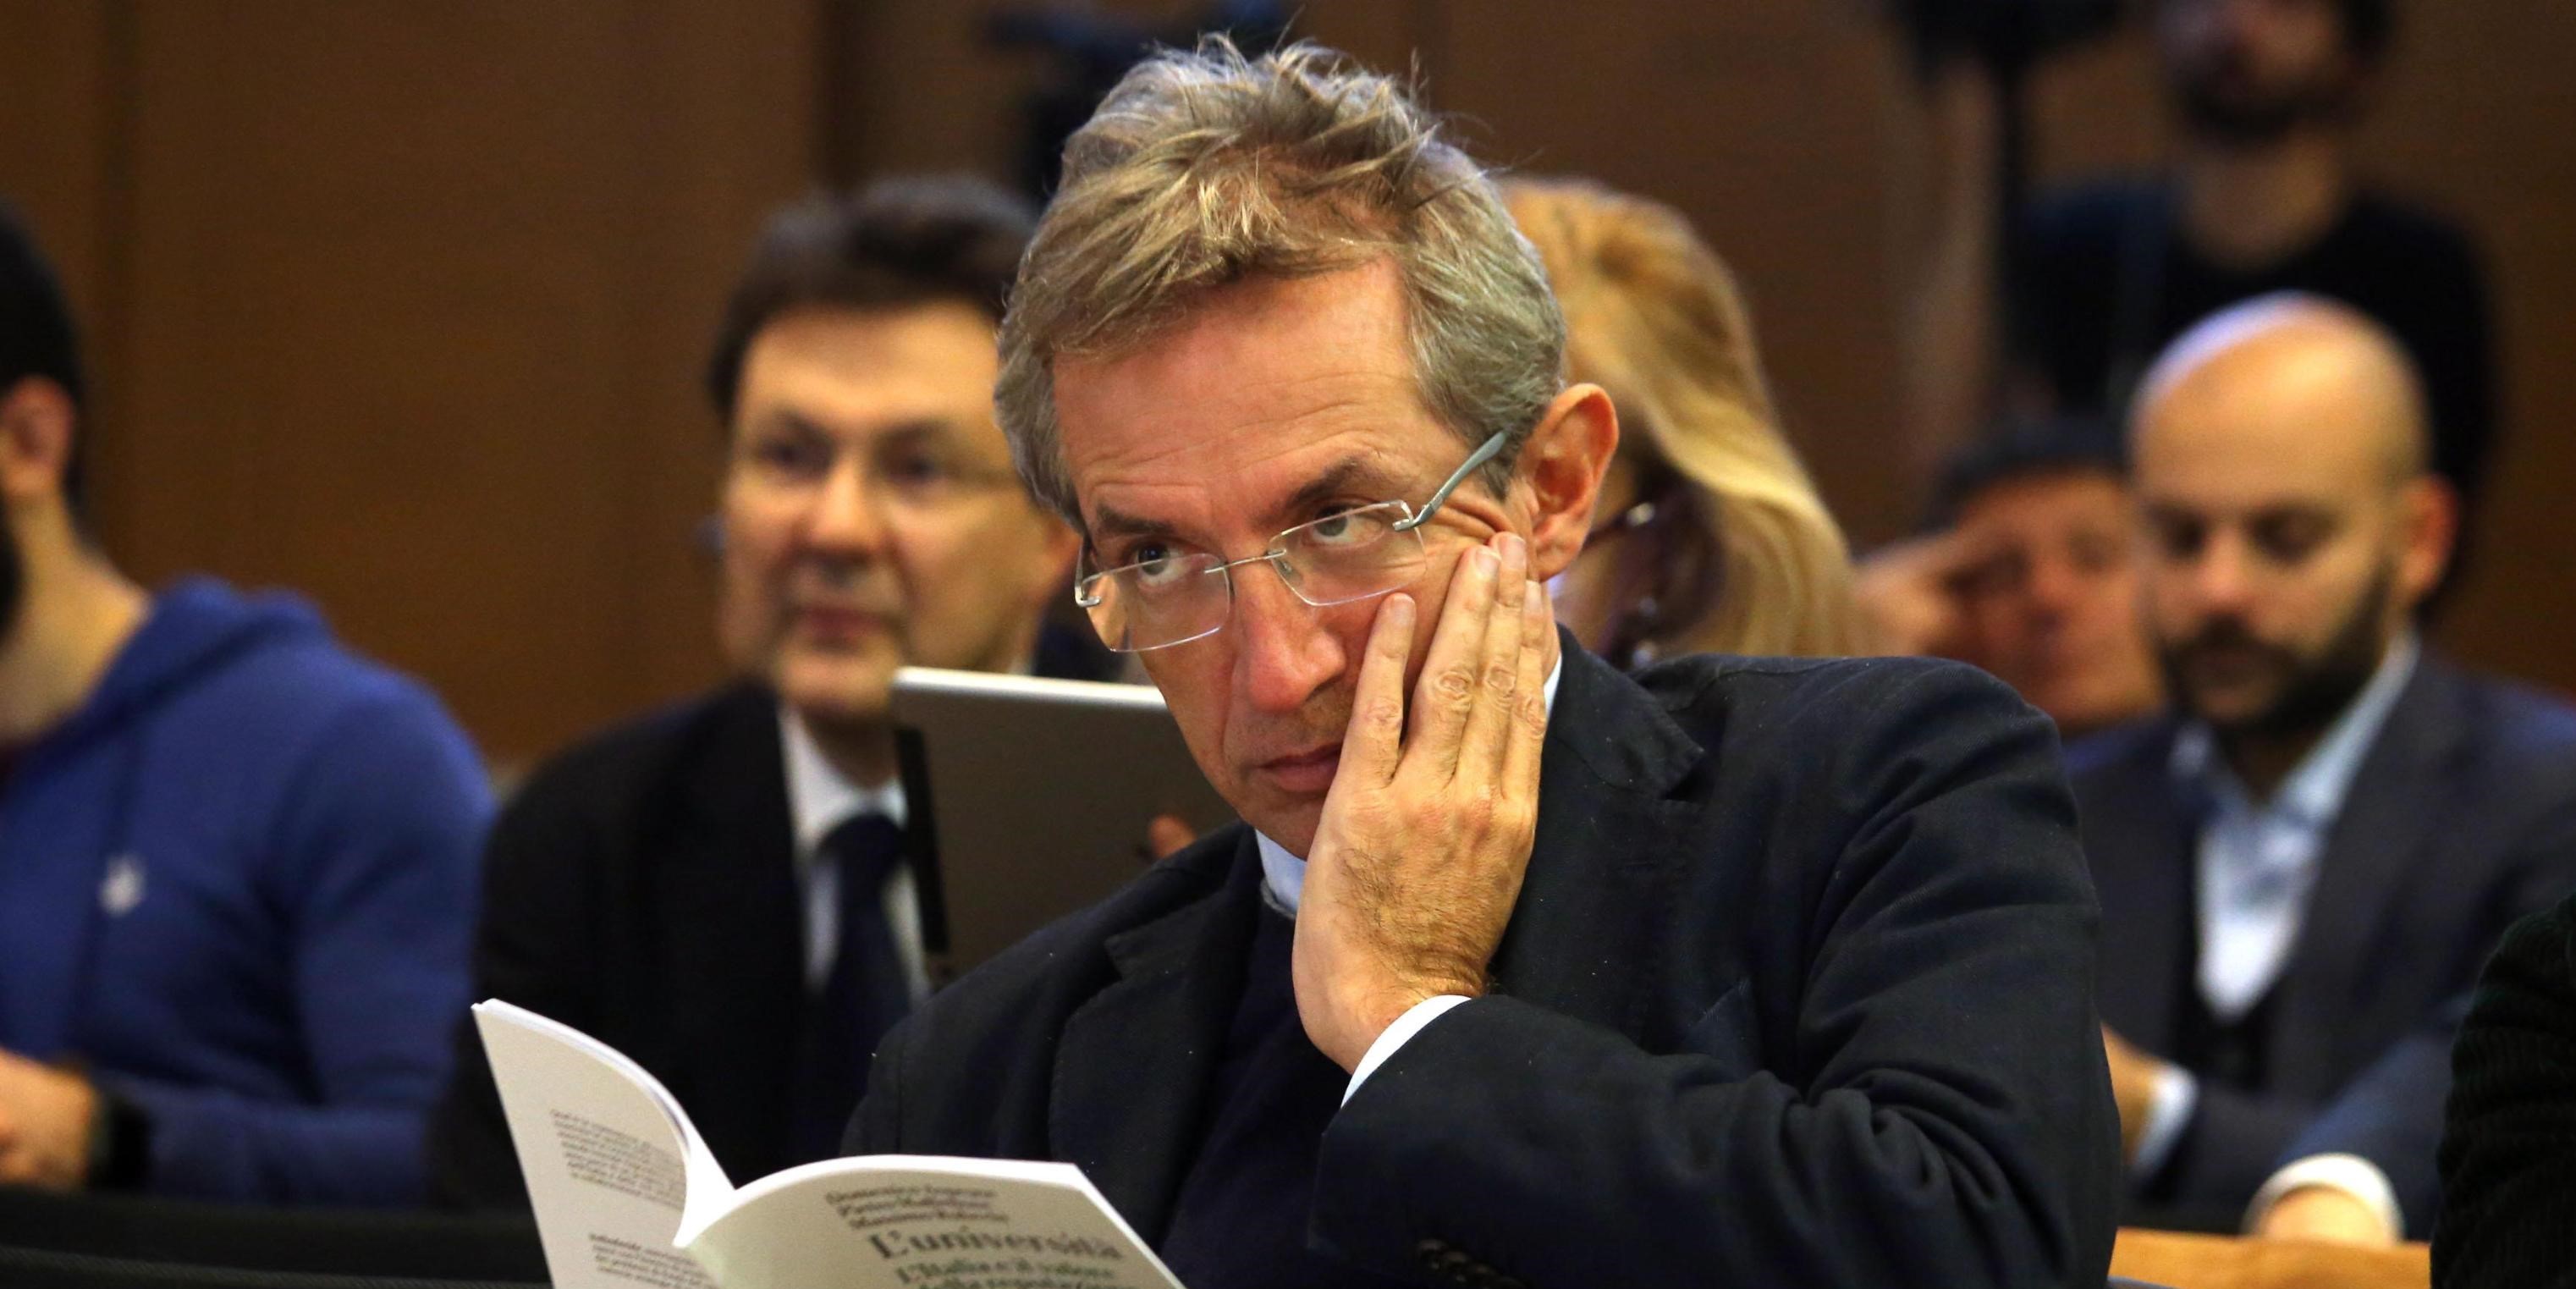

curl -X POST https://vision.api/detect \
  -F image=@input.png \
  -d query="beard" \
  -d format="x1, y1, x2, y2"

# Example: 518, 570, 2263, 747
2171, 48, 2364, 146
2159, 563, 2395, 742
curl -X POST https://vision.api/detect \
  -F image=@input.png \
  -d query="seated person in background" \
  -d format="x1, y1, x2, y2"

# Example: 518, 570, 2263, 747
1857, 418, 2165, 736
2070, 292, 2576, 1225
2435, 890, 2576, 1287
846, 40, 2120, 1288
428, 177, 1092, 1207
0, 205, 491, 1204
1501, 176, 1866, 663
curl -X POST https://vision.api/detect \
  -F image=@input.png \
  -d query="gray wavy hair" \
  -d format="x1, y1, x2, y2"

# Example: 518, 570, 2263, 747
994, 38, 1567, 528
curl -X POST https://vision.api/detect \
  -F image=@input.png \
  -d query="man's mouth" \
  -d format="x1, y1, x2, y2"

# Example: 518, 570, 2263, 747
795, 604, 893, 642
1255, 744, 1342, 796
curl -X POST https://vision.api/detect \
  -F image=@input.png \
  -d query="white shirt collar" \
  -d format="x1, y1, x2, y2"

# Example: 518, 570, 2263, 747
2169, 631, 2421, 824
779, 706, 907, 863
1257, 653, 1565, 917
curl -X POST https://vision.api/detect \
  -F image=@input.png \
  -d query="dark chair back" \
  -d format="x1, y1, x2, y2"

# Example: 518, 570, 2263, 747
0, 1187, 546, 1282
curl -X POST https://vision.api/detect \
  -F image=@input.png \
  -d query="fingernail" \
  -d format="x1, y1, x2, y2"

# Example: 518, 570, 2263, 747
1500, 532, 1527, 563
1475, 548, 1500, 577
1385, 594, 1415, 630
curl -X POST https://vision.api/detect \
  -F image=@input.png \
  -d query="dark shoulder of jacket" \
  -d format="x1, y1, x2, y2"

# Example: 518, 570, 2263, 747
2445, 663, 2576, 796
2020, 176, 2166, 254
499, 680, 777, 820
2057, 715, 2176, 786
2342, 191, 2484, 268
1629, 652, 2034, 756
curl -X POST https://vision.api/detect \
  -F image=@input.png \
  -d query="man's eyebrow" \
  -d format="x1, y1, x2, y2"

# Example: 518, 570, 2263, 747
1087, 455, 1407, 550
746, 409, 955, 443
1089, 504, 1179, 547
1282, 456, 1403, 520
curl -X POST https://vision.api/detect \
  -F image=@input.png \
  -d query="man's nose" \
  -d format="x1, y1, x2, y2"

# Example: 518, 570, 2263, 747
2025, 553, 2082, 621
806, 456, 892, 556
2186, 531, 2260, 615
1231, 564, 1347, 717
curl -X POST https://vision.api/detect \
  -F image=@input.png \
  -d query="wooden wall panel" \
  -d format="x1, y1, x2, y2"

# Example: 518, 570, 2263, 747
2, 1, 819, 765
3, 0, 2568, 770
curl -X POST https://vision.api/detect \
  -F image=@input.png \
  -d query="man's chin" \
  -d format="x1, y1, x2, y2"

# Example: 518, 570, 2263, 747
772, 651, 900, 726
1233, 790, 1323, 860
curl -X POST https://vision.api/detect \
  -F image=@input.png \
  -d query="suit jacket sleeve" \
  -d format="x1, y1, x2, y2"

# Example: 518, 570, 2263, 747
2435, 893, 2576, 1288
100, 689, 491, 1206
425, 766, 609, 1210
1312, 664, 2121, 1289
2274, 997, 2466, 1240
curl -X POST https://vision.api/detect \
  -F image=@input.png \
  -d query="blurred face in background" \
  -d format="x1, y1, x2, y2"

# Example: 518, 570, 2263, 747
2158, 0, 2368, 143
2132, 331, 2447, 741
718, 302, 1077, 729
1953, 469, 2164, 737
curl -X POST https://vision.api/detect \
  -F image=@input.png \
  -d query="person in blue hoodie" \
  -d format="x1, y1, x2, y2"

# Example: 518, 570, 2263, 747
0, 205, 492, 1205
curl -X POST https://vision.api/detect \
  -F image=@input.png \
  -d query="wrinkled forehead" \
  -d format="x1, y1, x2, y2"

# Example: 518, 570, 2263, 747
1052, 265, 1454, 543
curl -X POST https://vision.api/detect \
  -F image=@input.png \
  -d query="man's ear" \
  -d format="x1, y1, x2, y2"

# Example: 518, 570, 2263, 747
2395, 474, 2458, 610
1517, 383, 1619, 582
1027, 511, 1084, 615
0, 377, 78, 507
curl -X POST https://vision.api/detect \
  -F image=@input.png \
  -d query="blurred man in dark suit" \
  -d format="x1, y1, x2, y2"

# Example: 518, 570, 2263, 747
2071, 293, 2576, 1229
843, 40, 2122, 1288
429, 177, 1097, 1207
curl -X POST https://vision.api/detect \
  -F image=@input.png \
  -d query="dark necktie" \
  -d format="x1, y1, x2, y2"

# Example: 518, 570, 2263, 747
786, 813, 911, 1164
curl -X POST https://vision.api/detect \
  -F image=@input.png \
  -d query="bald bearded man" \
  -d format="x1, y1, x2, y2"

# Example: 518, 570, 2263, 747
2066, 294, 2576, 1229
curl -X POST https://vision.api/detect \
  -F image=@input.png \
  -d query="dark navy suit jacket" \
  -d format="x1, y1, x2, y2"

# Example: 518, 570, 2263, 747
847, 640, 2122, 1288
2068, 654, 2576, 1220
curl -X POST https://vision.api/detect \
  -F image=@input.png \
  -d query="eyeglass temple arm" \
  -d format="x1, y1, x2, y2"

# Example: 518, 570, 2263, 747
1390, 430, 1512, 532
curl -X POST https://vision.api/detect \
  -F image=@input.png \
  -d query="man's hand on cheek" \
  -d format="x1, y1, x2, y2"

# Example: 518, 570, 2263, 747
1293, 532, 1551, 1071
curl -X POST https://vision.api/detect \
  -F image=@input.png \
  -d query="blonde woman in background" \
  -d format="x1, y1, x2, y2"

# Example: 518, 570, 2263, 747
1505, 176, 1867, 663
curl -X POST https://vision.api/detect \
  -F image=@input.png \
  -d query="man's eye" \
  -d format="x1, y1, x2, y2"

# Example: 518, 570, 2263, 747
1302, 505, 1381, 548
2252, 515, 2330, 563
2150, 517, 2204, 559
881, 449, 957, 489
1125, 545, 1203, 592
752, 438, 828, 476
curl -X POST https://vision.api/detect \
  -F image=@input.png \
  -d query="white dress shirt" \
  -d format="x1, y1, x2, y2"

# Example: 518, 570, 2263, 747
2131, 634, 2421, 1177
779, 708, 932, 1005
1254, 654, 1563, 1104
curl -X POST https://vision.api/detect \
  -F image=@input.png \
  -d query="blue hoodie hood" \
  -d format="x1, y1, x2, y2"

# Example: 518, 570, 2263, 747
34, 576, 334, 760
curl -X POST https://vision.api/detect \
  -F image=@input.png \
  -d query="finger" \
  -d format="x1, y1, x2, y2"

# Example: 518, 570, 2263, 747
1337, 592, 1415, 789
1407, 537, 1505, 778
1454, 533, 1530, 783
1500, 578, 1552, 797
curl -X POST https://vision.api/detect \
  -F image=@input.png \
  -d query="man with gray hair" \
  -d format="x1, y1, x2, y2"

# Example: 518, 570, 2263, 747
847, 41, 2118, 1287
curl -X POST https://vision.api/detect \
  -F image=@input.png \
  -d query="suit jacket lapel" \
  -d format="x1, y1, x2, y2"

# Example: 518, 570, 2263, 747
2274, 659, 2466, 1084
654, 685, 807, 1177
1487, 638, 1703, 1042
2078, 726, 2198, 1048
1049, 833, 1261, 1244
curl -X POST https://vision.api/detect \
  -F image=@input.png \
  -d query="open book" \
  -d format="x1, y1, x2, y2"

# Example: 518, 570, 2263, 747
472, 1000, 1183, 1289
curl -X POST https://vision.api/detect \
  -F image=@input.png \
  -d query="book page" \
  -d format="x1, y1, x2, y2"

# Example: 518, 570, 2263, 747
473, 1000, 737, 1289
680, 1155, 1184, 1289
